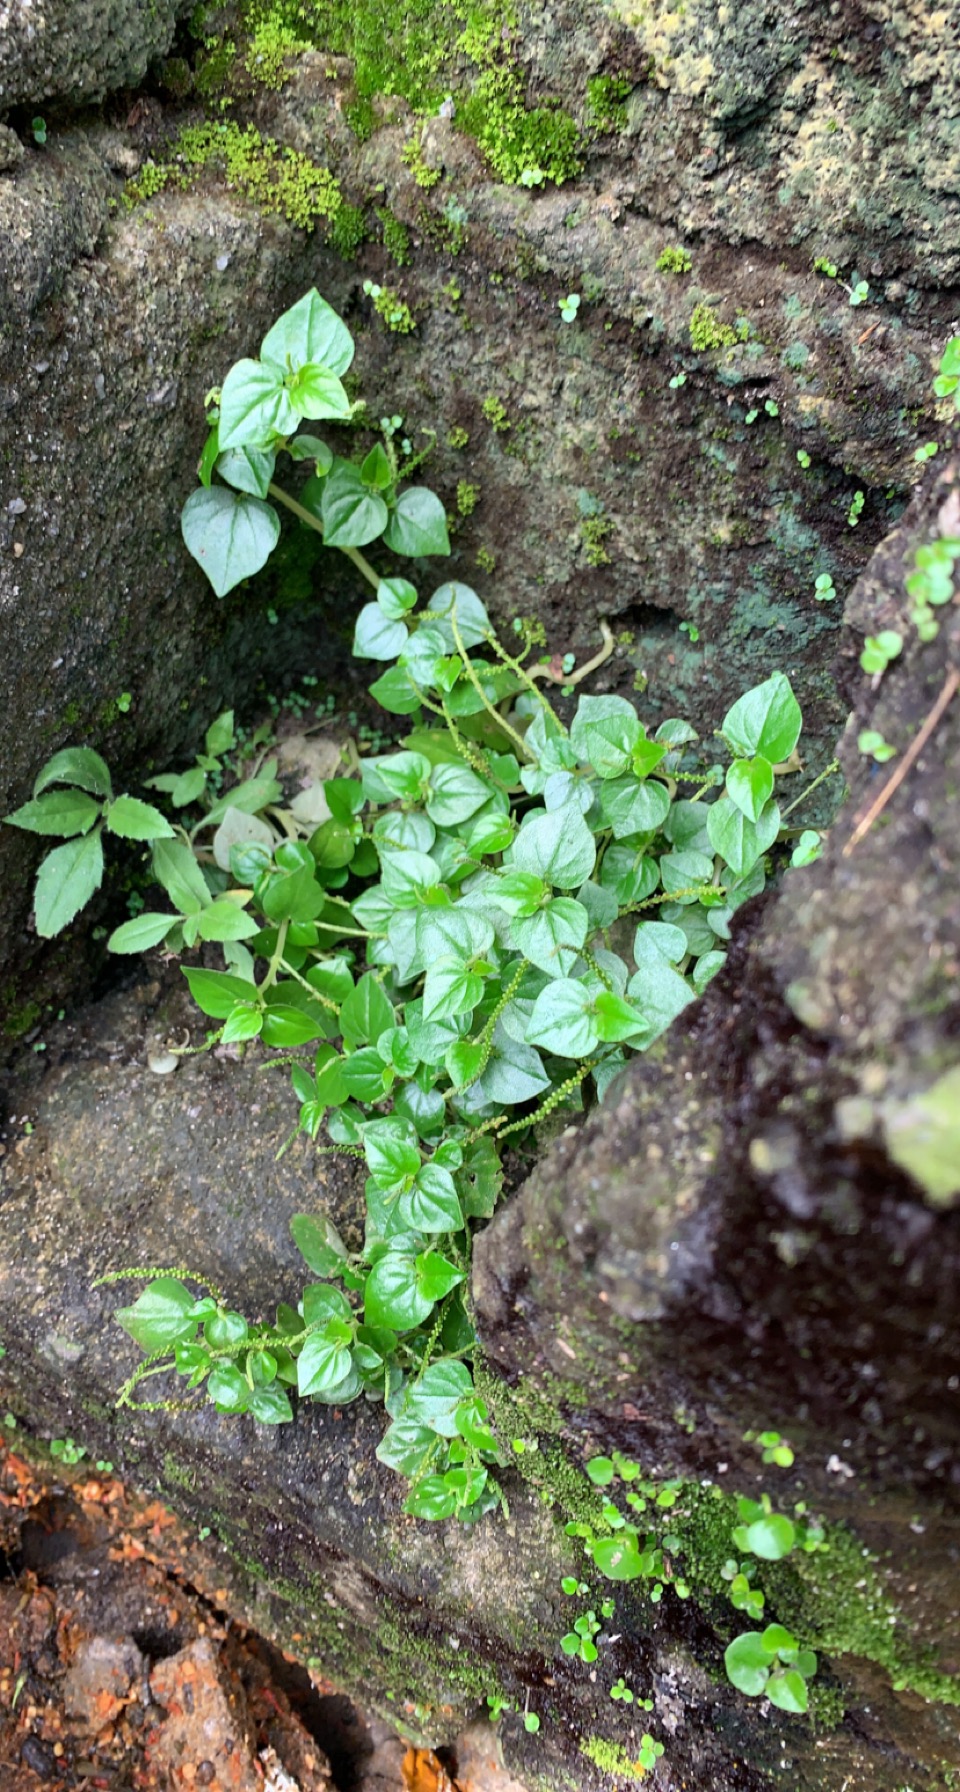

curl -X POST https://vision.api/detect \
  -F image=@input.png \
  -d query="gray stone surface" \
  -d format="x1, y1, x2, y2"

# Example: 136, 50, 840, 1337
0, 0, 192, 109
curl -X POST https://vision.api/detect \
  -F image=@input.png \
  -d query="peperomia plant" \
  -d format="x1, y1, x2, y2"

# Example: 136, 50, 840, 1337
6, 291, 816, 1536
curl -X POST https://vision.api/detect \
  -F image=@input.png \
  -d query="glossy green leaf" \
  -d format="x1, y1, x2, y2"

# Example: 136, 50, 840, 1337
365, 1245, 435, 1330
402, 1359, 473, 1435
706, 794, 780, 875
512, 802, 597, 888
423, 957, 484, 1022
208, 1364, 252, 1413
218, 357, 296, 449
415, 1250, 464, 1302
215, 445, 276, 497
398, 1163, 463, 1233
353, 603, 408, 661
290, 1211, 351, 1283
377, 575, 418, 618
526, 979, 599, 1058
570, 694, 641, 777
722, 672, 801, 764
340, 974, 395, 1049
724, 1632, 774, 1696
384, 486, 450, 557
513, 897, 588, 978
181, 486, 281, 596
726, 755, 774, 823
321, 461, 389, 547
425, 583, 491, 649
114, 1278, 197, 1353
599, 776, 671, 840
260, 288, 355, 377
298, 1330, 352, 1396
291, 362, 352, 422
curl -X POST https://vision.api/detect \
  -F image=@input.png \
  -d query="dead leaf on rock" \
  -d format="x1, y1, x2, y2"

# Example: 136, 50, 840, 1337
402, 1745, 460, 1792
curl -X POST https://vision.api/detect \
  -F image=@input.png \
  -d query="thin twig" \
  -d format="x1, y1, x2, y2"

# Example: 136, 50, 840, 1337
529, 620, 617, 686
842, 667, 959, 856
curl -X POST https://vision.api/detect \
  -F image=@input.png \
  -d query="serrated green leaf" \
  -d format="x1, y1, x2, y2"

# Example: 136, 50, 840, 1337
107, 912, 178, 953
152, 837, 212, 913
181, 965, 258, 1019
5, 788, 102, 838
104, 795, 175, 841
33, 747, 112, 801
34, 831, 104, 937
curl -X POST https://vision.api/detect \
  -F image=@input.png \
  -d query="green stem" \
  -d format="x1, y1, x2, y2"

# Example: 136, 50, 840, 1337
449, 608, 532, 761
261, 919, 289, 992
484, 630, 568, 731
267, 482, 381, 591
780, 757, 842, 820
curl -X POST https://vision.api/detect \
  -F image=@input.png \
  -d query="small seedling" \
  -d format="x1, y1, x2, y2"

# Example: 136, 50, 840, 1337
914, 442, 938, 463
669, 371, 687, 388
813, 573, 836, 602
560, 1609, 600, 1662
848, 279, 869, 306
790, 830, 823, 866
50, 1437, 87, 1465
796, 449, 811, 468
559, 293, 581, 322
32, 116, 47, 145
859, 630, 903, 674
848, 489, 865, 526
764, 398, 779, 418
610, 1677, 634, 1703
724, 1625, 818, 1712
857, 729, 897, 764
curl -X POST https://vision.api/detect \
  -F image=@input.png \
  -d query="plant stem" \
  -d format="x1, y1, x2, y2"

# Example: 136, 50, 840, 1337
449, 608, 532, 760
267, 482, 381, 591
780, 757, 842, 820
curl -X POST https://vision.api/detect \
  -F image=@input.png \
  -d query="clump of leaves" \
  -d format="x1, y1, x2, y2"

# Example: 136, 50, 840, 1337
724, 1625, 818, 1712
8, 291, 812, 1535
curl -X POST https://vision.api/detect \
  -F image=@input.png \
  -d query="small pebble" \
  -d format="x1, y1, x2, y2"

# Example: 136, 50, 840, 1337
21, 1735, 57, 1780
215, 253, 230, 271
